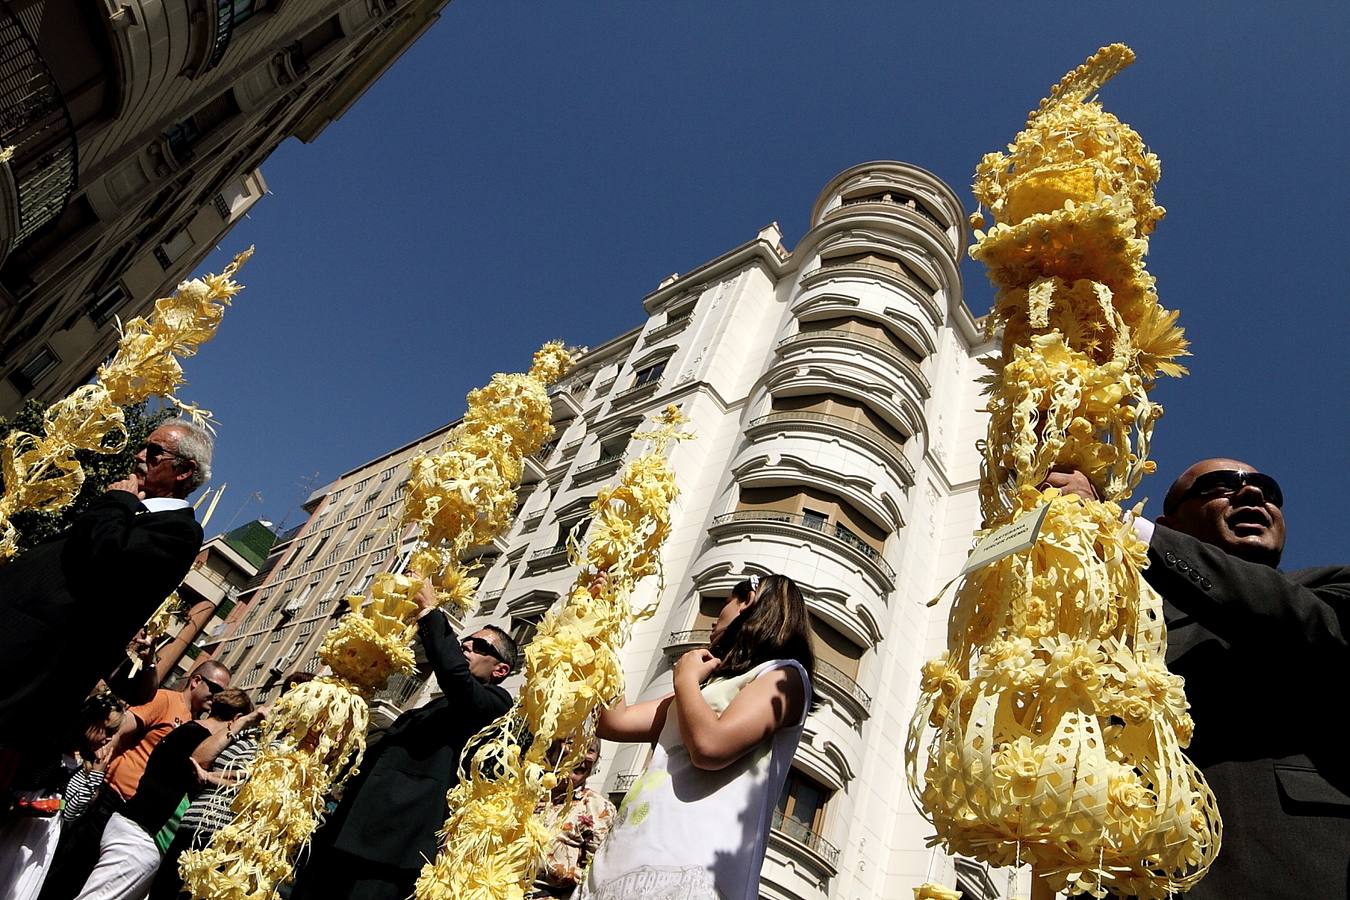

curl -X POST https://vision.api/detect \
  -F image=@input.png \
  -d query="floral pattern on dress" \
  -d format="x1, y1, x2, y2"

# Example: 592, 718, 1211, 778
529, 786, 617, 898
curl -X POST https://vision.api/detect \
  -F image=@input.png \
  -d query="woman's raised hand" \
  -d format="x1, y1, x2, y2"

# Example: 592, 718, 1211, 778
674, 648, 721, 686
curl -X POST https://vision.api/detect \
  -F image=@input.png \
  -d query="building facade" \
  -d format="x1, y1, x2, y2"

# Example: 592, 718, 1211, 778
205, 160, 1025, 898
0, 0, 451, 413
154, 518, 276, 683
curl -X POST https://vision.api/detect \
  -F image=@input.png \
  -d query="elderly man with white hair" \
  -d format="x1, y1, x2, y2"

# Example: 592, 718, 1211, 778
0, 418, 211, 780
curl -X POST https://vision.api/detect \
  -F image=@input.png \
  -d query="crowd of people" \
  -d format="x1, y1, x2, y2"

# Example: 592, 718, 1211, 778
0, 409, 1345, 899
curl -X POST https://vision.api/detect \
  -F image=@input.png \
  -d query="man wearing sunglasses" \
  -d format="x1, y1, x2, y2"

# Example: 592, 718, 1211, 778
292, 580, 517, 900
1048, 458, 1349, 898
0, 419, 210, 788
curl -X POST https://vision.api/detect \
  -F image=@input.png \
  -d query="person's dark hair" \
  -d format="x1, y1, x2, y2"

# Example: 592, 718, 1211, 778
709, 574, 815, 683
481, 625, 518, 677
71, 690, 127, 747
282, 672, 316, 692
207, 688, 253, 721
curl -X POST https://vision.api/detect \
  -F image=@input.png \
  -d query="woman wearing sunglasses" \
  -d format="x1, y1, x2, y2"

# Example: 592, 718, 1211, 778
580, 573, 815, 900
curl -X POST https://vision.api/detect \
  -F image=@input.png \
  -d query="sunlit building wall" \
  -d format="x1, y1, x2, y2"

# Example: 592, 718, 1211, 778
0, 0, 451, 413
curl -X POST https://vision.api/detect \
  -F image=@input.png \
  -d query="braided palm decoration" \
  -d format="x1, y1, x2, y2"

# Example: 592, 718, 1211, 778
415, 404, 691, 900
0, 249, 252, 559
181, 342, 577, 900
905, 46, 1220, 898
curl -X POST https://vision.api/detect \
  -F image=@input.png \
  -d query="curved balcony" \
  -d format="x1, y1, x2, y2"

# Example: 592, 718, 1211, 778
769, 809, 840, 874
821, 195, 953, 254
761, 355, 925, 447
730, 442, 906, 536
813, 659, 871, 720
748, 411, 913, 483
0, 7, 77, 258
710, 511, 894, 591
778, 330, 929, 396
799, 263, 941, 327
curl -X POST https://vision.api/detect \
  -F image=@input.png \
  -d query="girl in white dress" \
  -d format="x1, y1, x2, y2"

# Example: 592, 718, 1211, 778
582, 574, 815, 900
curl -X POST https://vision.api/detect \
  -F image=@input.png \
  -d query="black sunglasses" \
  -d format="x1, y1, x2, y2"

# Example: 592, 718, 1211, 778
1170, 469, 1283, 513
461, 635, 507, 664
196, 675, 226, 695
142, 441, 182, 464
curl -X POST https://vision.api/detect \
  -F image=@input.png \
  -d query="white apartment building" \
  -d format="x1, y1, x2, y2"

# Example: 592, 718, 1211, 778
0, 0, 451, 412
208, 160, 1017, 899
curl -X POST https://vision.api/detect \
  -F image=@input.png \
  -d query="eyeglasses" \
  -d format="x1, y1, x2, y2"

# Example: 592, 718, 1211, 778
461, 636, 507, 664
142, 441, 182, 464
1170, 469, 1283, 512
195, 675, 227, 695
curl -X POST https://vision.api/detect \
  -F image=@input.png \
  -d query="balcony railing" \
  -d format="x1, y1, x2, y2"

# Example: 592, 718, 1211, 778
771, 809, 840, 867
777, 329, 930, 393
613, 773, 640, 793
642, 316, 692, 345
832, 195, 946, 230
814, 658, 871, 712
528, 544, 569, 566
574, 452, 624, 477
203, 0, 237, 71
711, 511, 895, 581
374, 671, 425, 708
0, 6, 77, 250
747, 411, 915, 482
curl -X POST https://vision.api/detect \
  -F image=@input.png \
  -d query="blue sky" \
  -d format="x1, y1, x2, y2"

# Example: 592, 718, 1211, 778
184, 3, 1349, 569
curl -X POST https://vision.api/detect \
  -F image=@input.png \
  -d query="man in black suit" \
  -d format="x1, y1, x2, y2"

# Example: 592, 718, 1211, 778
0, 419, 209, 774
1049, 458, 1350, 897
291, 580, 516, 900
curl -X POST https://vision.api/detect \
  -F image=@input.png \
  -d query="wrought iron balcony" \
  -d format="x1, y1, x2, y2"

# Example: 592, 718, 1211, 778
574, 451, 624, 477
813, 658, 871, 713
829, 194, 946, 230
777, 329, 930, 393
747, 411, 915, 483
711, 511, 895, 582
0, 6, 77, 252
613, 773, 640, 793
373, 670, 425, 709
770, 809, 840, 867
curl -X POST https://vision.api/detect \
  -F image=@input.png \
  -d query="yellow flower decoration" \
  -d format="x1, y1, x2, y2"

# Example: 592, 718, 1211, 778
182, 342, 577, 900
0, 249, 253, 560
905, 46, 1221, 899
414, 405, 692, 900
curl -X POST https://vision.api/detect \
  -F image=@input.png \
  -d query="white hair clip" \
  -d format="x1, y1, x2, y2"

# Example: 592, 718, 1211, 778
747, 574, 760, 590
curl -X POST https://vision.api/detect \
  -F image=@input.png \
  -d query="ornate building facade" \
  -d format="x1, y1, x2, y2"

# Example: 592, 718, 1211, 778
204, 160, 1024, 898
0, 0, 450, 413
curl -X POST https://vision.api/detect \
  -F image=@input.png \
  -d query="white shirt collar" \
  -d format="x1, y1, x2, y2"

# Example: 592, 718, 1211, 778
141, 497, 190, 513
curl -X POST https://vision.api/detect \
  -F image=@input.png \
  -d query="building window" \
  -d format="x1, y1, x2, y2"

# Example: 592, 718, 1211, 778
381, 468, 395, 482
801, 508, 828, 532
87, 284, 130, 326
776, 769, 831, 838
154, 228, 194, 270
9, 345, 58, 393
632, 361, 665, 388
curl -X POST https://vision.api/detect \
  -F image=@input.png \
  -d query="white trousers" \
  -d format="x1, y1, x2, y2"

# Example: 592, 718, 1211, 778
73, 811, 161, 900
0, 812, 61, 900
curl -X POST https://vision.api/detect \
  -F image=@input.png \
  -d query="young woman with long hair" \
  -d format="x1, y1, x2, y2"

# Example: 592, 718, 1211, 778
581, 573, 816, 900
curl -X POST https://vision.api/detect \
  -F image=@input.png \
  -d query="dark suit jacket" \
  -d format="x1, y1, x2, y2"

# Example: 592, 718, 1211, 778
1146, 526, 1350, 898
0, 490, 202, 753
307, 610, 512, 874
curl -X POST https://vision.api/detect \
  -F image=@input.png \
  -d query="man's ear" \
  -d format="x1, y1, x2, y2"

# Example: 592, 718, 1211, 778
492, 660, 511, 683
175, 461, 196, 484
